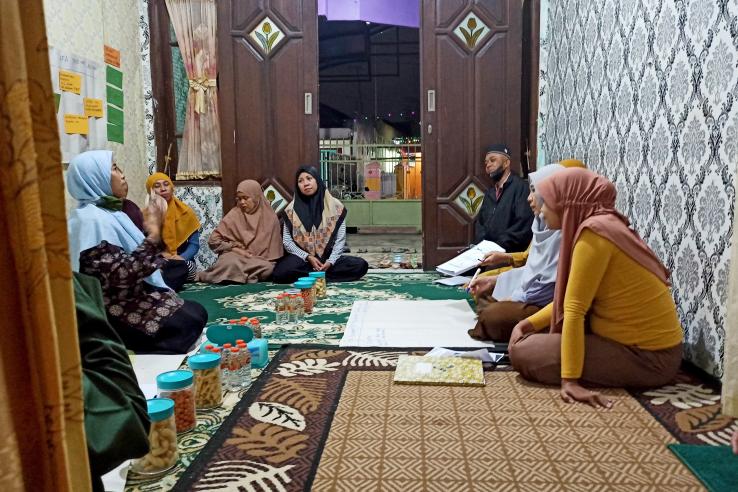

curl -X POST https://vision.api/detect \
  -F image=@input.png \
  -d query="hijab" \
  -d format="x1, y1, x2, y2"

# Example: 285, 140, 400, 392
284, 165, 346, 260
493, 164, 564, 304
537, 168, 670, 332
145, 172, 201, 255
292, 165, 326, 231
215, 180, 283, 261
67, 150, 169, 289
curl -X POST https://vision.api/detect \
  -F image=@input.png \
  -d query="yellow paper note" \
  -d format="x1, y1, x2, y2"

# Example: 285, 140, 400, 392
59, 70, 82, 94
84, 98, 104, 118
64, 114, 89, 135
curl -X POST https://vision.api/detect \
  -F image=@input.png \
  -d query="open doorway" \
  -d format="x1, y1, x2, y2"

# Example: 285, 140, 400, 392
318, 16, 422, 269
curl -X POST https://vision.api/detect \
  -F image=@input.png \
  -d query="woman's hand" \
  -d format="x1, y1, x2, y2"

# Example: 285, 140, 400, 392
731, 428, 738, 455
320, 261, 332, 272
143, 212, 161, 244
307, 255, 323, 271
561, 379, 613, 408
468, 275, 496, 296
479, 251, 513, 268
509, 318, 534, 346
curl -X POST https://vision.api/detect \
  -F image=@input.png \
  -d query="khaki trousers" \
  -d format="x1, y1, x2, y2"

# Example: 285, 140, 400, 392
509, 332, 683, 388
469, 294, 541, 342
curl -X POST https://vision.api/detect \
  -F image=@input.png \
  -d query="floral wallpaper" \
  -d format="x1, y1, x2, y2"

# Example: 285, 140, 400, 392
538, 0, 738, 377
175, 186, 223, 270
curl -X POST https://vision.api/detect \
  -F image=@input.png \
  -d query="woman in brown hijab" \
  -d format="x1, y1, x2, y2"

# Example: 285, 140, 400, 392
197, 180, 283, 283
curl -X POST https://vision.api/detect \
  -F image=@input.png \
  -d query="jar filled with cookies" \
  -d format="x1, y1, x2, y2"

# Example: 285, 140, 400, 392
131, 398, 178, 476
188, 353, 223, 409
309, 271, 327, 299
156, 370, 196, 433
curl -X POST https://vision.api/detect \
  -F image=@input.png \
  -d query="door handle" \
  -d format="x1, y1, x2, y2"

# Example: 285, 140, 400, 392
427, 90, 436, 112
304, 92, 313, 115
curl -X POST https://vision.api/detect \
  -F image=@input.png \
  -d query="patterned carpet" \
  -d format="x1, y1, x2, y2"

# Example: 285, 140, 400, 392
179, 273, 469, 347
173, 346, 721, 491
124, 276, 735, 491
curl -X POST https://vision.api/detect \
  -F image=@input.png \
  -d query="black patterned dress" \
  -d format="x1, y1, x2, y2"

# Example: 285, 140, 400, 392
79, 239, 207, 354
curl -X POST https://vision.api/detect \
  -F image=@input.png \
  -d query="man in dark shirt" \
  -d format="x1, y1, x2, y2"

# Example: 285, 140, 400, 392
473, 144, 534, 252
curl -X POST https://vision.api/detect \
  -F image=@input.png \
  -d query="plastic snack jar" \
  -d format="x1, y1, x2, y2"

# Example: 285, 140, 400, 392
309, 271, 327, 299
131, 398, 178, 475
156, 370, 196, 433
188, 353, 223, 409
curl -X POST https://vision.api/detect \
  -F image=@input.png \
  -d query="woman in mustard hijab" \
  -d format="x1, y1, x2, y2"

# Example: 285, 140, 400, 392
146, 172, 201, 291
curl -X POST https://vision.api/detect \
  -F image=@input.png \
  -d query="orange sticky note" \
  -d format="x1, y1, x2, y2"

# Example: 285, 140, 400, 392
64, 114, 89, 135
84, 98, 104, 118
59, 70, 82, 94
104, 45, 121, 68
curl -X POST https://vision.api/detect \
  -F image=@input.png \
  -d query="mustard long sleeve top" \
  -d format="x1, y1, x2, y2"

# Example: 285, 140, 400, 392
526, 229, 683, 379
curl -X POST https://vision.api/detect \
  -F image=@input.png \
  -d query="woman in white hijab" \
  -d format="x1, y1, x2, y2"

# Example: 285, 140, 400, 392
468, 162, 575, 342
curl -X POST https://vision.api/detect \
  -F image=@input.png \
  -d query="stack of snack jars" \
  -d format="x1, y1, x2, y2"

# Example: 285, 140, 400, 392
294, 280, 314, 314
309, 271, 327, 299
131, 398, 178, 475
156, 370, 196, 433
188, 353, 223, 409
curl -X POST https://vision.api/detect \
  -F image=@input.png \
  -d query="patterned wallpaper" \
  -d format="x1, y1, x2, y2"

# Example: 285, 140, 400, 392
174, 185, 223, 270
44, 0, 151, 208
538, 0, 738, 377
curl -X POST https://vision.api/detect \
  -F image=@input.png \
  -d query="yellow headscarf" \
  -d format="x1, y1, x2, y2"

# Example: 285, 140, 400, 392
559, 158, 586, 169
146, 172, 201, 255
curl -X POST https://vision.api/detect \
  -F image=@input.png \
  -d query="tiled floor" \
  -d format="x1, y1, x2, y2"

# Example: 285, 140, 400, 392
346, 233, 423, 269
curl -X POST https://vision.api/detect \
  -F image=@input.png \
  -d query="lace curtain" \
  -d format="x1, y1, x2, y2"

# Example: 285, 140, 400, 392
166, 0, 221, 179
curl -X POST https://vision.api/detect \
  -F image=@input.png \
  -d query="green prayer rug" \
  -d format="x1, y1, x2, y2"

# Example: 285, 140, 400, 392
668, 444, 738, 491
179, 273, 470, 347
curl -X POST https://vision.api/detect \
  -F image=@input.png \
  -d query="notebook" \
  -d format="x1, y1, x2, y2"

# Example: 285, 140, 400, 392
435, 240, 505, 276
393, 355, 485, 386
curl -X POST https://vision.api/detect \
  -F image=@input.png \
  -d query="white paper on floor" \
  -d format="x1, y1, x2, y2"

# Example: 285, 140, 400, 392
131, 354, 187, 395
340, 300, 496, 348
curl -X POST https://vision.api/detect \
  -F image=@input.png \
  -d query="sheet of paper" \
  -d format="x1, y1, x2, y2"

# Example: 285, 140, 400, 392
107, 122, 124, 144
434, 275, 471, 286
84, 98, 104, 117
340, 300, 496, 348
425, 347, 504, 363
131, 354, 187, 388
436, 240, 505, 276
59, 69, 82, 94
101, 460, 130, 492
107, 105, 124, 126
104, 45, 121, 68
106, 65, 123, 89
107, 85, 124, 108
64, 114, 89, 134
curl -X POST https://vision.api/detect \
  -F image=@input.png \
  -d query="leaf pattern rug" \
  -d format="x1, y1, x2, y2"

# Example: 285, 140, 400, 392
171, 346, 732, 492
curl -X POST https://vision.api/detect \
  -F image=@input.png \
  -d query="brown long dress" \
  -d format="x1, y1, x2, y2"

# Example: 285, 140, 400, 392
197, 180, 283, 283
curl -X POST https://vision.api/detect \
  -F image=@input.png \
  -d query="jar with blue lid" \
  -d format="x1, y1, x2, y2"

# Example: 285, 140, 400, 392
131, 398, 178, 475
309, 271, 327, 298
188, 353, 223, 409
156, 370, 196, 433
294, 280, 315, 313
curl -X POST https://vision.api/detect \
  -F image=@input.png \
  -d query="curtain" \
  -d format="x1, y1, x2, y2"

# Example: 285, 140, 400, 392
723, 195, 738, 417
0, 1, 91, 491
166, 0, 221, 179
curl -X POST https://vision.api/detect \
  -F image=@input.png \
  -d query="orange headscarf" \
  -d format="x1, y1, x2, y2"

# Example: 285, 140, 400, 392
146, 172, 201, 255
537, 168, 670, 333
559, 158, 586, 169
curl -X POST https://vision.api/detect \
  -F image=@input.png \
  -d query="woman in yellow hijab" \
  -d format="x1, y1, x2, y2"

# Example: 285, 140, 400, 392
146, 172, 201, 290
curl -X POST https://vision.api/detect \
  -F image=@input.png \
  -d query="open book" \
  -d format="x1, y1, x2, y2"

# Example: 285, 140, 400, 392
435, 240, 506, 276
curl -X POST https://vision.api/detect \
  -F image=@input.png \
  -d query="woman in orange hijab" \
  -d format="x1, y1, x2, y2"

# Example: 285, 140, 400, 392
146, 172, 201, 291
508, 168, 682, 408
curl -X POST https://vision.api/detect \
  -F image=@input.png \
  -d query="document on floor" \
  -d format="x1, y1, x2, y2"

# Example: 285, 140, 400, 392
433, 275, 471, 286
340, 299, 496, 348
436, 240, 505, 276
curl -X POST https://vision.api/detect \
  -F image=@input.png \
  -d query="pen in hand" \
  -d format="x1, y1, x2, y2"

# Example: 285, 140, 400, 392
466, 267, 482, 293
